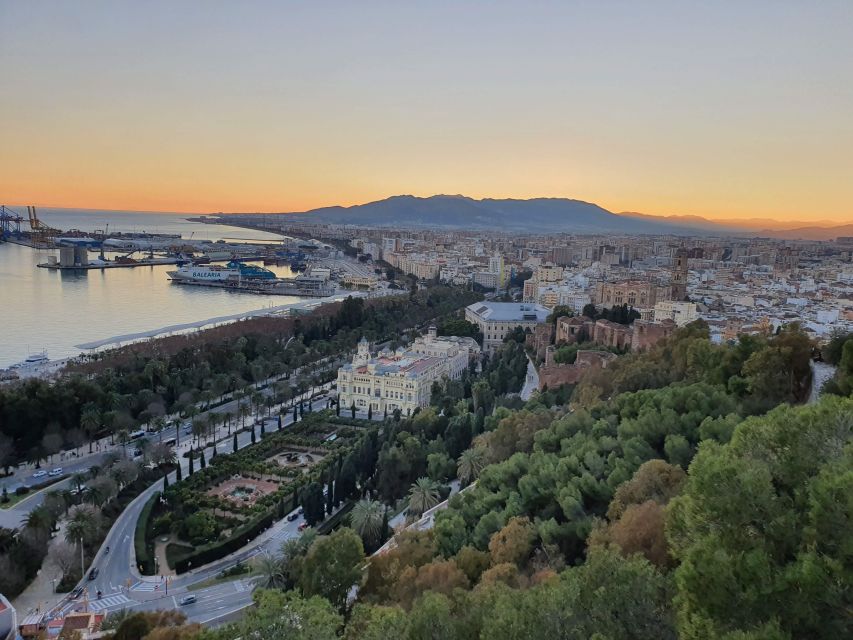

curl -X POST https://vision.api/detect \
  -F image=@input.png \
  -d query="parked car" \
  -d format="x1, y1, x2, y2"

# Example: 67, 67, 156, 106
287, 512, 299, 522
48, 467, 63, 477
179, 595, 197, 606
88, 568, 99, 581
32, 470, 48, 479
70, 586, 84, 599
298, 522, 309, 532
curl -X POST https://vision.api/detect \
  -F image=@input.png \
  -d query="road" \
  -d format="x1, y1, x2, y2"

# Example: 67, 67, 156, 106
519, 355, 539, 401
46, 384, 334, 626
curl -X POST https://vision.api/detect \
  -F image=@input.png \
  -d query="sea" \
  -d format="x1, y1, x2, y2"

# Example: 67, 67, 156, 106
0, 208, 306, 368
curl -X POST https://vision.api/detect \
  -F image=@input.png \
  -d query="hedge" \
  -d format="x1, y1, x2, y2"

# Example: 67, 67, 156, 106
173, 508, 277, 574
135, 491, 160, 575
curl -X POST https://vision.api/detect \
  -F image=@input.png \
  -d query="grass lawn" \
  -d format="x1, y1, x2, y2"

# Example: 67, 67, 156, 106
0, 475, 67, 509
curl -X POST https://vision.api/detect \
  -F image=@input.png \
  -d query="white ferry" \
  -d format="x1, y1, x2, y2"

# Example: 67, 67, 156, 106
168, 264, 240, 282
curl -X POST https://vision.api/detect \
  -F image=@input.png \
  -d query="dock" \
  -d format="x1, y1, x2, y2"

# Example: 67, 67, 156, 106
37, 258, 181, 270
169, 278, 335, 297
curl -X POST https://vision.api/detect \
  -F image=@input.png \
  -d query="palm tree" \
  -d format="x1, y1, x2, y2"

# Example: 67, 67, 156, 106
223, 411, 234, 435
255, 552, 286, 589
408, 477, 440, 518
71, 472, 88, 495
457, 447, 486, 486
349, 498, 385, 546
24, 505, 54, 534
80, 407, 101, 453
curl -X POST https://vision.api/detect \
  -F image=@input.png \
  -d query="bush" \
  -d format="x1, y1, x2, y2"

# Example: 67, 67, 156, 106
135, 492, 160, 575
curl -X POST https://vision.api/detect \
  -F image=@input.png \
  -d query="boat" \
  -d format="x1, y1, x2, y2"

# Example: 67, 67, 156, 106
168, 261, 276, 282
168, 264, 240, 281
24, 351, 49, 365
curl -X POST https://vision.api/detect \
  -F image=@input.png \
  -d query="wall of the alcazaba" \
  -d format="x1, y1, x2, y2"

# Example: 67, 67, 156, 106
538, 349, 617, 390
526, 323, 555, 361
631, 319, 676, 351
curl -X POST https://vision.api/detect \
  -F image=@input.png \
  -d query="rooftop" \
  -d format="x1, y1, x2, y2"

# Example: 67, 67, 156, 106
466, 301, 550, 323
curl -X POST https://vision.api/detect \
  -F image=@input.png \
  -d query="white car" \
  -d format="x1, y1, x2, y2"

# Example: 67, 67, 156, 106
32, 470, 48, 479
48, 468, 63, 477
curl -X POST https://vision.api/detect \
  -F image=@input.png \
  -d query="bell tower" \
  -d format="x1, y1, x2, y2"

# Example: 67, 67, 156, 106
672, 248, 689, 301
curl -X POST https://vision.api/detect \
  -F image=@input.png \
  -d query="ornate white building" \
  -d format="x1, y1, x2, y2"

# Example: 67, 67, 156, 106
336, 328, 480, 416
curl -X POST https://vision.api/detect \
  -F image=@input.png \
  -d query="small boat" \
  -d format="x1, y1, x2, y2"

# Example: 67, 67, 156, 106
25, 351, 49, 365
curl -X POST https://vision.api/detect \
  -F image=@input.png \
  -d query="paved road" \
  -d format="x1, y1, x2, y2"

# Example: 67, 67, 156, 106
51, 388, 332, 625
519, 355, 539, 401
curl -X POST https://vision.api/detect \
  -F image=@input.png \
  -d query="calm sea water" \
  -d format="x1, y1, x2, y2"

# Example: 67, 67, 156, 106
0, 208, 303, 368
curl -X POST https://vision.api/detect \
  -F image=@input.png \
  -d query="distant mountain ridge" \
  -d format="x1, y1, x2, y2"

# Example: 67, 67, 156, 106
262, 195, 710, 235
230, 195, 849, 239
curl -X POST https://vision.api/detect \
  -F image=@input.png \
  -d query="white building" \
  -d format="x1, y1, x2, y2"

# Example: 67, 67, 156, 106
465, 301, 550, 352
337, 330, 479, 416
653, 300, 699, 327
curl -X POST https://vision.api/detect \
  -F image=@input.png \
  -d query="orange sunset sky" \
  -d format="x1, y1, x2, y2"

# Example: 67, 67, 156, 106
1, 2, 851, 225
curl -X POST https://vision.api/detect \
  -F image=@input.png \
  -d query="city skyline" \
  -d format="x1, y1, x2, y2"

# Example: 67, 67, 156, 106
2, 2, 852, 223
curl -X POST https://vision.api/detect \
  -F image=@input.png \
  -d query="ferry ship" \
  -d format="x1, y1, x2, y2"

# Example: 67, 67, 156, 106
168, 261, 276, 282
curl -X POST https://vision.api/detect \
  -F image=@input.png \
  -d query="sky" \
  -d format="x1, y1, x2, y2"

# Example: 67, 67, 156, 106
1, 1, 852, 224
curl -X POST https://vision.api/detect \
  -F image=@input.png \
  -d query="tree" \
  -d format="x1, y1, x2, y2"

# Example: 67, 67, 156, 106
488, 516, 536, 567
456, 447, 486, 485
199, 450, 206, 469
349, 499, 385, 549
299, 527, 365, 610
668, 396, 853, 639
345, 604, 410, 640
233, 432, 238, 453
407, 477, 440, 518
351, 402, 357, 419
300, 482, 325, 526
210, 589, 342, 640
255, 552, 287, 590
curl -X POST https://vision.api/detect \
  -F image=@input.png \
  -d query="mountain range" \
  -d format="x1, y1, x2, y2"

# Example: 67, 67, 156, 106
237, 195, 849, 240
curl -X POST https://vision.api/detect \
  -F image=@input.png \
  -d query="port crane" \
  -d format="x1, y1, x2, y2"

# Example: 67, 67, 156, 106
0, 205, 24, 241
26, 205, 60, 247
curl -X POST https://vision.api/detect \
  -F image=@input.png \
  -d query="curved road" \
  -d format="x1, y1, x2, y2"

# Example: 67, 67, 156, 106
49, 387, 333, 626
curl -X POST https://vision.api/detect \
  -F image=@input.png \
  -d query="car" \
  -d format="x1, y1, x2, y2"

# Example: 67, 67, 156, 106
287, 512, 299, 522
70, 486, 87, 496
183, 426, 193, 435
297, 507, 304, 516
87, 568, 99, 581
70, 586, 84, 599
32, 470, 48, 479
179, 595, 197, 606
48, 467, 63, 476
298, 522, 309, 532
132, 448, 142, 457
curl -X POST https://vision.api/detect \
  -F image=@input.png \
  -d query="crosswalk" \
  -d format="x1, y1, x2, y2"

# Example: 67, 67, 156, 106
89, 594, 132, 611
130, 581, 162, 592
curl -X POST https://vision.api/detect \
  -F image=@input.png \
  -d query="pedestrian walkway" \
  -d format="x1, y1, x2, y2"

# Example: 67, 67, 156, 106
88, 593, 132, 612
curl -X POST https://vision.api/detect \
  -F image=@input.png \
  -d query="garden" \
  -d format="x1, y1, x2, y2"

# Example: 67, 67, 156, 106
141, 411, 374, 574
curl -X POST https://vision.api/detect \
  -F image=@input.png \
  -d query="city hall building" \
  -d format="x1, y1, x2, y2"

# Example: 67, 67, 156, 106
337, 328, 480, 416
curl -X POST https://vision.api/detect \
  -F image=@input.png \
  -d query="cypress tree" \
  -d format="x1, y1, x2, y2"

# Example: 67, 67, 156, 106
260, 422, 266, 438
293, 406, 298, 423
188, 452, 194, 476
233, 432, 238, 453
277, 415, 282, 431
200, 450, 206, 469
335, 401, 340, 417
383, 406, 388, 420
326, 466, 334, 515
251, 427, 257, 444
175, 463, 182, 482
163, 474, 169, 491
367, 405, 373, 420
292, 487, 299, 512
351, 402, 356, 419
380, 506, 389, 543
